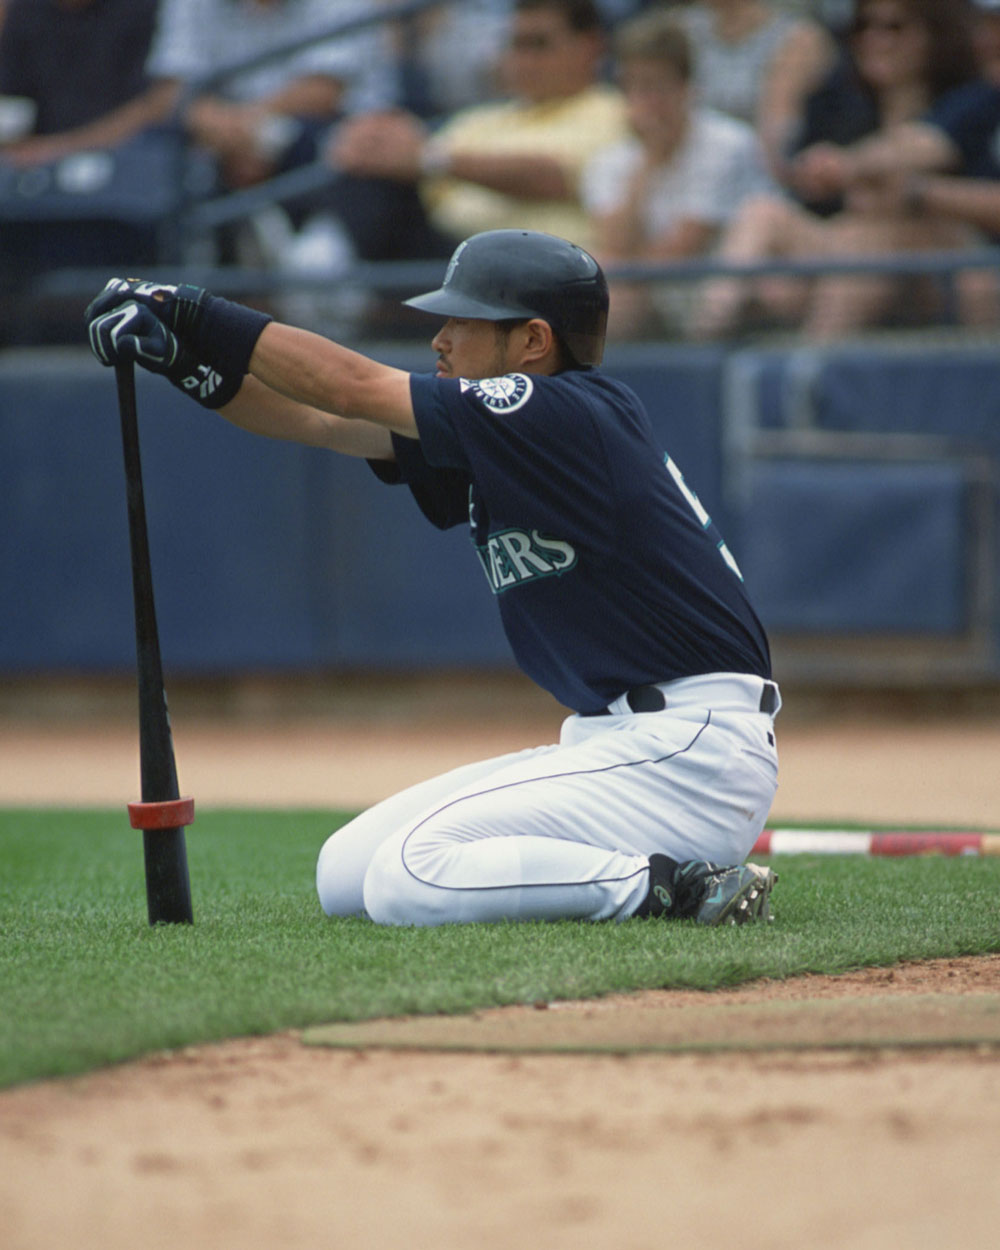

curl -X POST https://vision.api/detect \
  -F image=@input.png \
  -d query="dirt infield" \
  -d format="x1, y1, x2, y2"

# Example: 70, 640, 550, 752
4, 673, 1000, 824
4, 958, 1000, 1250
4, 676, 1000, 1249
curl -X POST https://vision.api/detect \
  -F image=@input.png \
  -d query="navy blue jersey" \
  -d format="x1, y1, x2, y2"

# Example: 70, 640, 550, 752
372, 368, 771, 712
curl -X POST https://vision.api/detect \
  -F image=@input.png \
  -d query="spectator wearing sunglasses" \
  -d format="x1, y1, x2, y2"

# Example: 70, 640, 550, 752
692, 0, 983, 339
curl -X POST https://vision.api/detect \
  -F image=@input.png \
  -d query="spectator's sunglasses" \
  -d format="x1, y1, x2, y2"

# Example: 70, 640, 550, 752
510, 33, 561, 51
853, 14, 920, 36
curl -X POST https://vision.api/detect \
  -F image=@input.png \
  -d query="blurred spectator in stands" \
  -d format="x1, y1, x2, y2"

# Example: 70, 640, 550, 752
692, 0, 982, 339
671, 0, 837, 176
0, 0, 171, 343
0, 0, 170, 168
581, 7, 777, 337
303, 0, 628, 266
389, 0, 512, 119
145, 0, 395, 195
387, 1, 677, 119
780, 0, 977, 209
815, 0, 1000, 328
385, 0, 665, 119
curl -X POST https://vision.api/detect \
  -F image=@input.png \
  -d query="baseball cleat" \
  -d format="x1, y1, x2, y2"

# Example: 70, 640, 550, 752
635, 856, 778, 923
677, 860, 778, 926
742, 862, 778, 924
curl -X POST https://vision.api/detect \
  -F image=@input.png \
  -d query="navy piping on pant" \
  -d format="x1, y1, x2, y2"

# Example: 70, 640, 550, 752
394, 716, 712, 896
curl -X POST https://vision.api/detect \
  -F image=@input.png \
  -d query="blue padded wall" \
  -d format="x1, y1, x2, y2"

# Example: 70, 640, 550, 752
807, 348, 1000, 453
2, 358, 324, 669
740, 459, 969, 634
734, 343, 1000, 660
0, 349, 516, 672
2, 362, 134, 667
3, 341, 997, 674
305, 452, 510, 667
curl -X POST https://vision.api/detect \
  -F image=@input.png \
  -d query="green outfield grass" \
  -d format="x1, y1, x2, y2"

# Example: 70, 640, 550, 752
2, 806, 999, 1089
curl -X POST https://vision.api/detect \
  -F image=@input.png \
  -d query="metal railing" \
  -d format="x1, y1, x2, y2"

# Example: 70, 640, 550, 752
35, 246, 1000, 304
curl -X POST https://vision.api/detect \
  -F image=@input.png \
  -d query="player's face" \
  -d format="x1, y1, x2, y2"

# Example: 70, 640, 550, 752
431, 318, 519, 380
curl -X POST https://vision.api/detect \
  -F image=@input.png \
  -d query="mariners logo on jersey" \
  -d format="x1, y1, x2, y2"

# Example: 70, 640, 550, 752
468, 489, 576, 594
475, 527, 577, 594
460, 373, 534, 414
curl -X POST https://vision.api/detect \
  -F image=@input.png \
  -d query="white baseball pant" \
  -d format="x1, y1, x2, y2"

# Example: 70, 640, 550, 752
316, 673, 780, 926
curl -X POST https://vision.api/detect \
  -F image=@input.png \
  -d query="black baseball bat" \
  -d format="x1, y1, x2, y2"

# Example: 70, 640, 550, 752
115, 360, 194, 925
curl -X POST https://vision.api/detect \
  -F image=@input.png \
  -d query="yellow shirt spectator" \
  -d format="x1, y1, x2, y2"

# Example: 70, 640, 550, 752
326, 2, 629, 260
424, 83, 627, 250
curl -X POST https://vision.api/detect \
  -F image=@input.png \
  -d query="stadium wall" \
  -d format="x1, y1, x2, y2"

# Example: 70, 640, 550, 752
2, 341, 997, 684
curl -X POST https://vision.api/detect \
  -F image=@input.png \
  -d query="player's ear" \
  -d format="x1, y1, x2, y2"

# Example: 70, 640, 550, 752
521, 318, 557, 368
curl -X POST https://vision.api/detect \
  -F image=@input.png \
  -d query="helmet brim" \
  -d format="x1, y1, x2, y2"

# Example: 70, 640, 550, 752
404, 286, 536, 322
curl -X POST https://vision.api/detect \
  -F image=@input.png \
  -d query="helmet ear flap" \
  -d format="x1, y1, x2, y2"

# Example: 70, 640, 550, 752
560, 299, 608, 369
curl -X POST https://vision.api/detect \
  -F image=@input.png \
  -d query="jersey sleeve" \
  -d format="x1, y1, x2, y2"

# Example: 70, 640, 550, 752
366, 431, 470, 530
409, 371, 616, 540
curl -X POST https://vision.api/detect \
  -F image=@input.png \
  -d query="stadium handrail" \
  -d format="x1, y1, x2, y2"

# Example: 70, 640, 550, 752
35, 247, 1000, 306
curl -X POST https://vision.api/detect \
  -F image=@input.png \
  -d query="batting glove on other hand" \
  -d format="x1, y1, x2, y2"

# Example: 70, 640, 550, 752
85, 277, 272, 379
87, 301, 242, 409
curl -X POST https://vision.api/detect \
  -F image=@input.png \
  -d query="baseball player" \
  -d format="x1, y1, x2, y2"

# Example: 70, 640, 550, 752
85, 228, 780, 928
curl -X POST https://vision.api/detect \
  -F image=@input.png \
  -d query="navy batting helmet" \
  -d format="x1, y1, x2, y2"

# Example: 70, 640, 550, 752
404, 229, 609, 367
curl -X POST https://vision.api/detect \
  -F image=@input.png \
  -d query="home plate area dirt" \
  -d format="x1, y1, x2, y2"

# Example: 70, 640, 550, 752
4, 956, 1000, 1250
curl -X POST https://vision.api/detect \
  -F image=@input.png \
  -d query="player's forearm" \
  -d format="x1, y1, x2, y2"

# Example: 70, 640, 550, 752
83, 282, 413, 448
249, 322, 416, 437
219, 374, 395, 459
